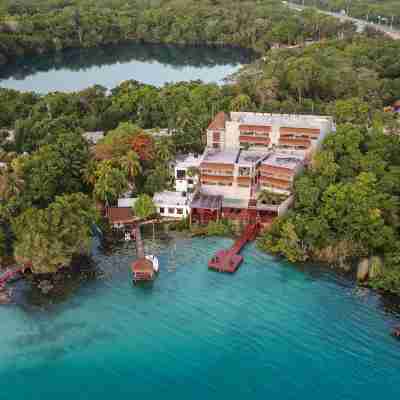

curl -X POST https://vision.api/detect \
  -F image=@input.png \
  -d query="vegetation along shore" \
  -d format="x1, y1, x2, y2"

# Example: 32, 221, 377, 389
0, 0, 399, 302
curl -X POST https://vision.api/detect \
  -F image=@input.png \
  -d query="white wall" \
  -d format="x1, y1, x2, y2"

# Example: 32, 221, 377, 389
156, 204, 189, 219
117, 198, 137, 208
224, 121, 240, 149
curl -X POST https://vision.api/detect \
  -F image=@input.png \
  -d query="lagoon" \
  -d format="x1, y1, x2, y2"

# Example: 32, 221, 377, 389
1, 235, 399, 399
0, 43, 253, 94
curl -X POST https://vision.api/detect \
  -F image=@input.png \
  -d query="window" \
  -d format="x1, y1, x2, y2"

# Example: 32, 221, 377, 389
176, 170, 186, 179
213, 131, 220, 141
159, 207, 165, 214
177, 208, 184, 215
188, 179, 194, 184
213, 143, 220, 149
168, 208, 175, 214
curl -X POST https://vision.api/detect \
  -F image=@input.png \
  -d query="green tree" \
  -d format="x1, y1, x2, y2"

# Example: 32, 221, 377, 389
134, 194, 156, 220
94, 160, 129, 205
12, 193, 97, 274
120, 150, 142, 179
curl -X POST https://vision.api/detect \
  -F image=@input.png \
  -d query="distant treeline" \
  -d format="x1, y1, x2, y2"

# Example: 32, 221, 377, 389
0, 0, 356, 65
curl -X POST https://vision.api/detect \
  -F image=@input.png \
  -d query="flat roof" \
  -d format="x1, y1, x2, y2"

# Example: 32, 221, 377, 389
222, 197, 249, 209
230, 112, 333, 128
153, 191, 189, 206
238, 150, 269, 167
262, 153, 305, 170
175, 153, 203, 169
202, 149, 239, 165
191, 193, 223, 210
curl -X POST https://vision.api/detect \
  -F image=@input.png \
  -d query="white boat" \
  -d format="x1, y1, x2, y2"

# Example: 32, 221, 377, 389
145, 255, 159, 273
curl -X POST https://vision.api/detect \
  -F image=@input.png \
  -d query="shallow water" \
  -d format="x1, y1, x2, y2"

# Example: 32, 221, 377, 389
1, 236, 400, 399
0, 43, 252, 93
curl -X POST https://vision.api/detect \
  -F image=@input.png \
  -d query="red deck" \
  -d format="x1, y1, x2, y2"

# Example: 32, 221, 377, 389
0, 267, 24, 288
208, 224, 259, 273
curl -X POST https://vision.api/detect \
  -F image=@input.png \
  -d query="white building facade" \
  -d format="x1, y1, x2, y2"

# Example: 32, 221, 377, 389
174, 153, 202, 193
153, 191, 190, 219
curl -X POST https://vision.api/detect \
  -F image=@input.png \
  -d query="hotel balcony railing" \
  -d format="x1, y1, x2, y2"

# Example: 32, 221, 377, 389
260, 181, 291, 190
259, 172, 293, 181
240, 135, 270, 144
278, 138, 311, 147
239, 131, 270, 137
200, 170, 233, 177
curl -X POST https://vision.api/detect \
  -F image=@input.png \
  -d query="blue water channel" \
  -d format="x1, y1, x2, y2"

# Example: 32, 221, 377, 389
1, 235, 399, 399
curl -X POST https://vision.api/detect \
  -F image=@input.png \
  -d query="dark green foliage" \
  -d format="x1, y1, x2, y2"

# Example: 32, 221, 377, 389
191, 219, 235, 237
0, 0, 354, 65
12, 192, 97, 273
258, 124, 400, 292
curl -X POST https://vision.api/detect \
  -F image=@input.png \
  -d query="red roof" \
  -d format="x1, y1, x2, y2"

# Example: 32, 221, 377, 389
208, 112, 227, 130
107, 207, 136, 224
132, 258, 154, 272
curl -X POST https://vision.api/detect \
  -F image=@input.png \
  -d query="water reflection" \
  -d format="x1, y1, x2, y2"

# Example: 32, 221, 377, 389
0, 43, 255, 93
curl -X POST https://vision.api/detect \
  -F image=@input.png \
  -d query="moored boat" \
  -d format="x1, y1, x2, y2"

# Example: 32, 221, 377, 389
131, 255, 159, 283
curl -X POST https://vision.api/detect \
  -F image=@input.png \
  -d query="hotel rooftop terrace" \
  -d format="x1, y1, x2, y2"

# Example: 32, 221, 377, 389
230, 112, 333, 128
201, 149, 239, 165
153, 191, 189, 206
261, 153, 305, 170
238, 150, 269, 167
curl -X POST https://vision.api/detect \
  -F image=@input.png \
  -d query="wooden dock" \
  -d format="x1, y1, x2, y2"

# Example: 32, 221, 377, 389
131, 224, 155, 282
208, 223, 260, 273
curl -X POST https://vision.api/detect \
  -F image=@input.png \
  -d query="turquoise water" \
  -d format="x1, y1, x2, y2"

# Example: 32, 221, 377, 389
0, 43, 252, 93
1, 236, 400, 399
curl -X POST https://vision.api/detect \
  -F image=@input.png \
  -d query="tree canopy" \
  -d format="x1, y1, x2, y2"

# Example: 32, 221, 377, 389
12, 193, 97, 274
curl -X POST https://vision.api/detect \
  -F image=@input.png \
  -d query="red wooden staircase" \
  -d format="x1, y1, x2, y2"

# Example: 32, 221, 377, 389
208, 223, 260, 273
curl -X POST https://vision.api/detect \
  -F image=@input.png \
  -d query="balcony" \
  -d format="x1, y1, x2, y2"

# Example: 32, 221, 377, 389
239, 135, 270, 145
200, 169, 233, 177
278, 138, 311, 148
260, 177, 292, 190
280, 127, 320, 139
259, 171, 293, 181
236, 176, 252, 186
201, 175, 234, 184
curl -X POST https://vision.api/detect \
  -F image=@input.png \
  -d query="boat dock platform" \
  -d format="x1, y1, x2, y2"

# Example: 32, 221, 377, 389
131, 225, 155, 282
208, 223, 260, 273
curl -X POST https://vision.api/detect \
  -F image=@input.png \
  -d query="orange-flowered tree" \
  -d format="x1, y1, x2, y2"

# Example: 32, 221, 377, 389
131, 133, 155, 162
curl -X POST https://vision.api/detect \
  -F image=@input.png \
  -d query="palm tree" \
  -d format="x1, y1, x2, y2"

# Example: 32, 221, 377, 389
134, 194, 156, 220
120, 150, 142, 179
94, 160, 129, 205
156, 139, 174, 163
82, 158, 98, 187
0, 168, 24, 201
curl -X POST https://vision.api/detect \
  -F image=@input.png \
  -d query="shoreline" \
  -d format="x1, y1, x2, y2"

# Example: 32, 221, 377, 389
2, 230, 400, 321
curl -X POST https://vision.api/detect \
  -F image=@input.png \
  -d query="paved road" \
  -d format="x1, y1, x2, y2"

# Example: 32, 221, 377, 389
283, 1, 400, 40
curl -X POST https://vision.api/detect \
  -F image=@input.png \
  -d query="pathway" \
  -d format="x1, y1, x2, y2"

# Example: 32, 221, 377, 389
283, 1, 400, 39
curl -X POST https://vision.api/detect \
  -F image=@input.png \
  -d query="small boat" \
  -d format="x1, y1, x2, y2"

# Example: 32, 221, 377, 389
145, 254, 159, 273
131, 255, 159, 283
